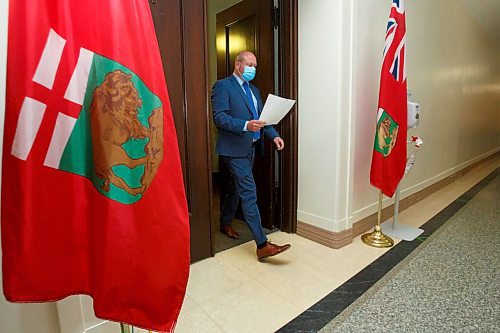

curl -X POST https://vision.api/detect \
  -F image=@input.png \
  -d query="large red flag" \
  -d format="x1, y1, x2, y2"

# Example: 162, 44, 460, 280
370, 0, 408, 197
2, 1, 190, 331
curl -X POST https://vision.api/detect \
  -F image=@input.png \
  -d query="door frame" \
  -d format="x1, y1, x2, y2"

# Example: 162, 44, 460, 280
206, 0, 298, 253
277, 0, 298, 234
210, 0, 298, 236
150, 0, 297, 261
215, 0, 278, 231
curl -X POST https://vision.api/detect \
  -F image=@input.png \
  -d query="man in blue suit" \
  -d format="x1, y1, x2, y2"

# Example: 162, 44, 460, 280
212, 51, 291, 260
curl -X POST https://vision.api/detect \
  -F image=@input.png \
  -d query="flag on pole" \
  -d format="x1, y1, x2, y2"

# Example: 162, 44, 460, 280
370, 0, 408, 197
2, 1, 190, 331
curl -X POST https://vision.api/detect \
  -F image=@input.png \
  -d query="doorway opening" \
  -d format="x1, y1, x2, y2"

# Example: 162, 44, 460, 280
207, 0, 296, 254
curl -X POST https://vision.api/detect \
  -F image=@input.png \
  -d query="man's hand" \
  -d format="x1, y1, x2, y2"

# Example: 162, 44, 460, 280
247, 120, 266, 131
273, 137, 285, 150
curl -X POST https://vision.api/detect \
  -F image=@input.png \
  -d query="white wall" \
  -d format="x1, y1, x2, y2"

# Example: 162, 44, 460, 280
297, 0, 500, 232
0, 0, 61, 332
298, 0, 355, 232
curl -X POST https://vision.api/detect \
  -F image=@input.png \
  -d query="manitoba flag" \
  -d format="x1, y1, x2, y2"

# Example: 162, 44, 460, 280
370, 0, 408, 197
2, 1, 190, 332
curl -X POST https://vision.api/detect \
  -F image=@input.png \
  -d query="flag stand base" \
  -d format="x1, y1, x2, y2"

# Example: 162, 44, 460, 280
361, 225, 394, 248
379, 184, 424, 242
381, 220, 423, 241
362, 191, 394, 248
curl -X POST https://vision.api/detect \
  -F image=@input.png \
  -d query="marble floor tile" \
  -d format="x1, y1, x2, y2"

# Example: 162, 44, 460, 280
266, 231, 323, 260
199, 280, 302, 333
299, 245, 377, 286
175, 301, 224, 333
186, 256, 252, 305
255, 259, 337, 310
172, 159, 498, 333
215, 240, 296, 281
345, 236, 400, 261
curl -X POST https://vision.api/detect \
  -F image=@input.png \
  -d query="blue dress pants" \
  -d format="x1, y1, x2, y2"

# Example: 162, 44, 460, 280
220, 148, 268, 245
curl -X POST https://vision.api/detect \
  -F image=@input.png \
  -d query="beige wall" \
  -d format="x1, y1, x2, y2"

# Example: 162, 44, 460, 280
297, 0, 354, 232
298, 0, 500, 232
351, 0, 500, 221
0, 1, 61, 332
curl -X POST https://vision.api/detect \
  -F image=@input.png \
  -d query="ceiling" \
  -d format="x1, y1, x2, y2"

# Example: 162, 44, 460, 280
459, 0, 500, 44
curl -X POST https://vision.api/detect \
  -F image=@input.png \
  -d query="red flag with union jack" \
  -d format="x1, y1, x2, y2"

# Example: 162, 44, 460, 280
2, 1, 190, 331
370, 0, 408, 197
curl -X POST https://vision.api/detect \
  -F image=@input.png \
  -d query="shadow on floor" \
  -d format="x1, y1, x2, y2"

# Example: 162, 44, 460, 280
212, 218, 276, 253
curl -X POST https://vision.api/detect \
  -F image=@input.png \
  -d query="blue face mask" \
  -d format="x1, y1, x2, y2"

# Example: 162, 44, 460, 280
241, 66, 256, 81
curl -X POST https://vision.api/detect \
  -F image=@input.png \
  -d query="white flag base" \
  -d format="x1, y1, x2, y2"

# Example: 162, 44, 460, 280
381, 220, 423, 241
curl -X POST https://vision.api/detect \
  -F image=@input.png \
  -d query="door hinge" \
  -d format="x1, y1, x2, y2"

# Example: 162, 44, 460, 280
273, 6, 280, 28
274, 150, 280, 189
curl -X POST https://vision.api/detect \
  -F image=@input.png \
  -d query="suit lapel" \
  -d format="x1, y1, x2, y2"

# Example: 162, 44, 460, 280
229, 75, 256, 117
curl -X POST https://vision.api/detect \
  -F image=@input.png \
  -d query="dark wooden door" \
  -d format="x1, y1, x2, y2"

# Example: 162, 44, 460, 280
149, 0, 213, 262
216, 0, 279, 230
148, 0, 298, 262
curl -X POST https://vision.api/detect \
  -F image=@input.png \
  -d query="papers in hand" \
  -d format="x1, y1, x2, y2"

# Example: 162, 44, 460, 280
259, 94, 296, 125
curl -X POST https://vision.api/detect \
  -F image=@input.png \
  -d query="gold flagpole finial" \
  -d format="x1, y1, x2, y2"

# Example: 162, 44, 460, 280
361, 190, 394, 248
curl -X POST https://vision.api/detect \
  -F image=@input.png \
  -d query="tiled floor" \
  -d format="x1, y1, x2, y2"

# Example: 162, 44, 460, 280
173, 157, 499, 333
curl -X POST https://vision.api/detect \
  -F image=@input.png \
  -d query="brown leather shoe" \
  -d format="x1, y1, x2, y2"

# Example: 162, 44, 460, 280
256, 241, 291, 260
220, 224, 240, 239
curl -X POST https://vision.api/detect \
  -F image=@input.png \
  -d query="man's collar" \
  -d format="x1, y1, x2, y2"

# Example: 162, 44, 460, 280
233, 73, 245, 86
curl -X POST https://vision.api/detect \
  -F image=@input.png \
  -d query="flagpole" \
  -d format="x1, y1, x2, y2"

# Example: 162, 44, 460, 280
120, 324, 154, 333
120, 324, 133, 333
120, 323, 153, 333
392, 184, 400, 229
361, 190, 394, 248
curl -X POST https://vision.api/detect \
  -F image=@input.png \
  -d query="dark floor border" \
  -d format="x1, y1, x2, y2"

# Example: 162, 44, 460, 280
277, 168, 499, 333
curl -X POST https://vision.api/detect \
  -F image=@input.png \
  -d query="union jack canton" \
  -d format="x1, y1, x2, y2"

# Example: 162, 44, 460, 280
383, 0, 406, 82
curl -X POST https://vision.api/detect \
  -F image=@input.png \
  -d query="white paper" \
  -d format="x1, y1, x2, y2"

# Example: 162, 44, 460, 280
259, 94, 296, 125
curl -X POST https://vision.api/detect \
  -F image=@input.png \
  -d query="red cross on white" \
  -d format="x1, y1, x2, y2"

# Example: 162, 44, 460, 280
10, 28, 94, 169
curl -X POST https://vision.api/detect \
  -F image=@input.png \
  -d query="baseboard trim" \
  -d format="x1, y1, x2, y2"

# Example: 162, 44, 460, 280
297, 151, 499, 249
297, 221, 352, 249
352, 150, 499, 238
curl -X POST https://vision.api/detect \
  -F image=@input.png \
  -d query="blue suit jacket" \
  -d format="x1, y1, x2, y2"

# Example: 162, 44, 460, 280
211, 75, 279, 157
